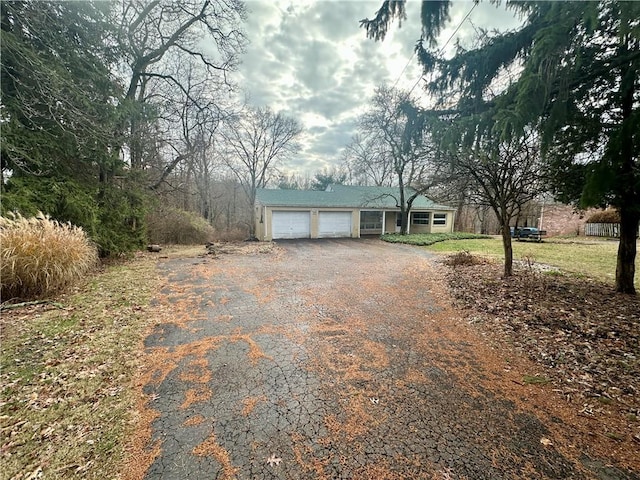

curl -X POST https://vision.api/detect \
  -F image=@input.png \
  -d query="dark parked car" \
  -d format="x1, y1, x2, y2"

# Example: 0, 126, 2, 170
510, 226, 546, 242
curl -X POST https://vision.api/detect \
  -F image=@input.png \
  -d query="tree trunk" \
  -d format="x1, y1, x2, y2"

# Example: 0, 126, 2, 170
400, 209, 409, 234
614, 33, 637, 294
247, 185, 257, 238
616, 207, 638, 294
501, 222, 514, 277
398, 175, 407, 234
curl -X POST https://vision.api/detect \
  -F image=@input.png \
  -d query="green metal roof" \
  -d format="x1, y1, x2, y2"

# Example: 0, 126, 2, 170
255, 185, 455, 210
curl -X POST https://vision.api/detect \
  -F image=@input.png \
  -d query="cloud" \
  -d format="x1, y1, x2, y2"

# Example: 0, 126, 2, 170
234, 0, 521, 175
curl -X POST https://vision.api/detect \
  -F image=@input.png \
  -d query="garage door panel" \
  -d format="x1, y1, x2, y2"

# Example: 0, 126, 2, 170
272, 211, 310, 239
319, 211, 352, 238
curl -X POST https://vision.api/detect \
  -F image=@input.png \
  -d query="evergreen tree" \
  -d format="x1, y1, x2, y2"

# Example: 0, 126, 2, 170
1, 1, 119, 177
362, 1, 640, 293
1, 1, 146, 255
311, 168, 348, 191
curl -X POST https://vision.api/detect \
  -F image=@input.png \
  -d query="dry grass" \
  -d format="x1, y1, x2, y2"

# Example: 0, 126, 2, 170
1, 212, 98, 301
442, 249, 483, 266
0, 253, 159, 480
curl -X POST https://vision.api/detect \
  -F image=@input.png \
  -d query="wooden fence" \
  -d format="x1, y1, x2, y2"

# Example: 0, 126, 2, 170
584, 223, 620, 238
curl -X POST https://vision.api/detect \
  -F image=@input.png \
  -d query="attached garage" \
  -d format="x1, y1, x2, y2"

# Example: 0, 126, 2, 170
318, 211, 352, 238
254, 185, 456, 241
271, 211, 310, 239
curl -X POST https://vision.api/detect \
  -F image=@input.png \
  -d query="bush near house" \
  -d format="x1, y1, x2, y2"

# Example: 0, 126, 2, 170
0, 213, 98, 301
146, 206, 216, 245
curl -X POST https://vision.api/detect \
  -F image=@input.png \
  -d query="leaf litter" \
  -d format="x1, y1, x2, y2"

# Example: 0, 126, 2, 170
0, 256, 160, 480
439, 253, 640, 470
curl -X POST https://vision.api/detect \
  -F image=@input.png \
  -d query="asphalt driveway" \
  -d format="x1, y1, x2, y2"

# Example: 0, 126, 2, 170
138, 239, 630, 479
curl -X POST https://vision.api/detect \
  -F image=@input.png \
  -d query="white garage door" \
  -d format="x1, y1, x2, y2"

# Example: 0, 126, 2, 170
318, 211, 352, 238
272, 211, 310, 239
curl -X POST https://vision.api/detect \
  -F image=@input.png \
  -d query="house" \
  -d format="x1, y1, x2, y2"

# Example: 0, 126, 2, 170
254, 184, 456, 240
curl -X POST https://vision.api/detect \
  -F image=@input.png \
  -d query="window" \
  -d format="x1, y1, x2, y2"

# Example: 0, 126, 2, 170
360, 211, 382, 230
433, 213, 447, 225
412, 212, 430, 225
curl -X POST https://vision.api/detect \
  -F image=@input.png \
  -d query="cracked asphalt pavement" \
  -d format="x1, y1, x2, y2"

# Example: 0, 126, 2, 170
137, 239, 638, 479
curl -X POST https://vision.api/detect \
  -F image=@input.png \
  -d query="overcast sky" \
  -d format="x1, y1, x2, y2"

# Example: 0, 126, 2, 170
235, 1, 523, 175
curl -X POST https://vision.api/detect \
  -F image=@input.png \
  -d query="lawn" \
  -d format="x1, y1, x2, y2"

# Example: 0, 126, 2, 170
383, 233, 639, 289
0, 254, 160, 479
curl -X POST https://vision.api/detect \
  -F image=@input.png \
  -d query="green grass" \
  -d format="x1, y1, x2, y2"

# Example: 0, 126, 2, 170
384, 233, 639, 289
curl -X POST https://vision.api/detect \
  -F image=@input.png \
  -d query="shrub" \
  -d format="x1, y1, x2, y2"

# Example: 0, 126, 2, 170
94, 185, 147, 257
444, 250, 479, 266
210, 227, 249, 242
586, 209, 620, 224
1, 176, 148, 257
146, 207, 216, 245
381, 232, 490, 246
1, 213, 98, 301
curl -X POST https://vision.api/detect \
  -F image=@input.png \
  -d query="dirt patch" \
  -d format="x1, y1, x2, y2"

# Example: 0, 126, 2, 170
439, 255, 640, 470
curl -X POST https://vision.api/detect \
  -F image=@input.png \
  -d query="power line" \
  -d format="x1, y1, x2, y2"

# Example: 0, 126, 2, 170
408, 1, 478, 96
392, 48, 417, 90
440, 1, 478, 56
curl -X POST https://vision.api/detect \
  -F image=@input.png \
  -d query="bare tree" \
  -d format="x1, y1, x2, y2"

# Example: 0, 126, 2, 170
277, 172, 312, 190
223, 106, 303, 236
188, 174, 246, 233
342, 133, 394, 187
360, 84, 435, 233
116, 0, 246, 170
440, 130, 545, 276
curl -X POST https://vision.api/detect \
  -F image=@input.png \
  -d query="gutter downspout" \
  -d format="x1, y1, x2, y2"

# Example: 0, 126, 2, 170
264, 205, 268, 241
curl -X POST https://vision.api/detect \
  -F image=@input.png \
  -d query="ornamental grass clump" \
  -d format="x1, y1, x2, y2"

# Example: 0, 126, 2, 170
0, 212, 98, 301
